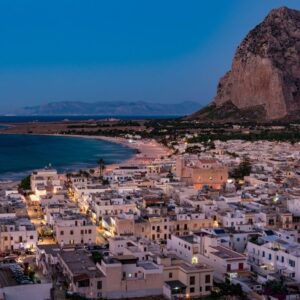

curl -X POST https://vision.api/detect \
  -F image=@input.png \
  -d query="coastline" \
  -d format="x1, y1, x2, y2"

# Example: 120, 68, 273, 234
0, 132, 171, 184
39, 133, 171, 173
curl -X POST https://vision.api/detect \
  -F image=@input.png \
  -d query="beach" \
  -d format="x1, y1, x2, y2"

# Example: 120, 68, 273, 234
42, 133, 171, 173
0, 129, 171, 185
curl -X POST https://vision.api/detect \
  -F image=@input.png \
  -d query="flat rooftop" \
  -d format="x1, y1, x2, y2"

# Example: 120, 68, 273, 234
178, 235, 197, 244
59, 250, 104, 278
210, 246, 245, 260
137, 261, 159, 270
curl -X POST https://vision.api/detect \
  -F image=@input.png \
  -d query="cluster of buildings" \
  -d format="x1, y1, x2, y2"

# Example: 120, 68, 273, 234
0, 139, 299, 299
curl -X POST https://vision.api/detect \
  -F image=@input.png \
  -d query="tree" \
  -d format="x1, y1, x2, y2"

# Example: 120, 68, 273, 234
166, 170, 174, 181
91, 251, 103, 264
212, 279, 246, 300
19, 175, 31, 191
97, 158, 106, 178
230, 156, 252, 180
264, 279, 287, 300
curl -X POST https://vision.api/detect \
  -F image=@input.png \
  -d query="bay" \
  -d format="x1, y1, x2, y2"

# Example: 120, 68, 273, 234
0, 134, 134, 180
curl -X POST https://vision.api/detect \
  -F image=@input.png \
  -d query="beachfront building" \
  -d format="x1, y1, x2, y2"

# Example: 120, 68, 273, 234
31, 168, 62, 196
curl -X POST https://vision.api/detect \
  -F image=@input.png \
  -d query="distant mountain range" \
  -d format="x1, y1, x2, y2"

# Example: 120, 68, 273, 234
11, 101, 201, 116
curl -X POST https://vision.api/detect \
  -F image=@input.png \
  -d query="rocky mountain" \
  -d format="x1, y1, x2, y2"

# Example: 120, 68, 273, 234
16, 100, 200, 116
193, 6, 300, 121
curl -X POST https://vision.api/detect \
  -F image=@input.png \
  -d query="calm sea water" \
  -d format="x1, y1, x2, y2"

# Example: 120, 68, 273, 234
0, 134, 135, 181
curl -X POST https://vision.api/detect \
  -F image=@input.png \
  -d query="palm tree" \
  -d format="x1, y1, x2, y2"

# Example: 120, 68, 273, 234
97, 158, 106, 178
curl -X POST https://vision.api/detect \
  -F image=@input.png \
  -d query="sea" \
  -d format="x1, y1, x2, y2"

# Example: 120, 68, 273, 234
0, 115, 177, 181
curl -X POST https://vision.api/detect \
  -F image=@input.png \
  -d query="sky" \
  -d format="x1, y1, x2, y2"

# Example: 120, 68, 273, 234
0, 0, 300, 112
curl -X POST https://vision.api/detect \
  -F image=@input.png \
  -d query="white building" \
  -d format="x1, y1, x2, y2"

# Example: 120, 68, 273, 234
54, 213, 96, 245
0, 217, 37, 252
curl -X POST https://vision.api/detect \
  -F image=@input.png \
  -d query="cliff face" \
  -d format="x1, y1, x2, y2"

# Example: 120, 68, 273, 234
214, 7, 300, 120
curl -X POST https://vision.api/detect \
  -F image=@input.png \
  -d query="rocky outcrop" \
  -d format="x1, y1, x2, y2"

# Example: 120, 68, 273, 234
214, 6, 300, 120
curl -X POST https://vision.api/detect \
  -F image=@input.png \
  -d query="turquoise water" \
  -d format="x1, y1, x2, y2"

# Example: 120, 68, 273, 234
0, 134, 134, 180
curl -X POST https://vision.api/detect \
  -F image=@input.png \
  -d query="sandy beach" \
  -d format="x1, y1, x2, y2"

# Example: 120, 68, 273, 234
0, 130, 171, 181
47, 134, 171, 173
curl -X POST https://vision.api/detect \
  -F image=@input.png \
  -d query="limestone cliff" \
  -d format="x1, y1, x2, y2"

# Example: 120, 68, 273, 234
214, 6, 300, 120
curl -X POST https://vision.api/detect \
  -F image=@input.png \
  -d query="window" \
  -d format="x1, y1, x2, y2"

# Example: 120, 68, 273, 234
70, 230, 74, 235
60, 231, 64, 236
238, 263, 243, 270
268, 254, 272, 260
97, 281, 102, 289
262, 251, 265, 257
205, 274, 211, 284
88, 229, 92, 234
190, 276, 195, 285
4, 237, 7, 241
205, 286, 211, 291
227, 264, 231, 272
30, 235, 33, 240
289, 260, 295, 267
169, 272, 173, 278
78, 279, 89, 287
190, 287, 195, 293
81, 230, 84, 234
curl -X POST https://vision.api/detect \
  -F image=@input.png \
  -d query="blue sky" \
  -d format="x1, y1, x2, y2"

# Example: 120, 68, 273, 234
0, 0, 300, 112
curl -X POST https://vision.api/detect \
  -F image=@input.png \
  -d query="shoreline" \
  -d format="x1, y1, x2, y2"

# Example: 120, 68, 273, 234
0, 132, 171, 184
35, 133, 171, 173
